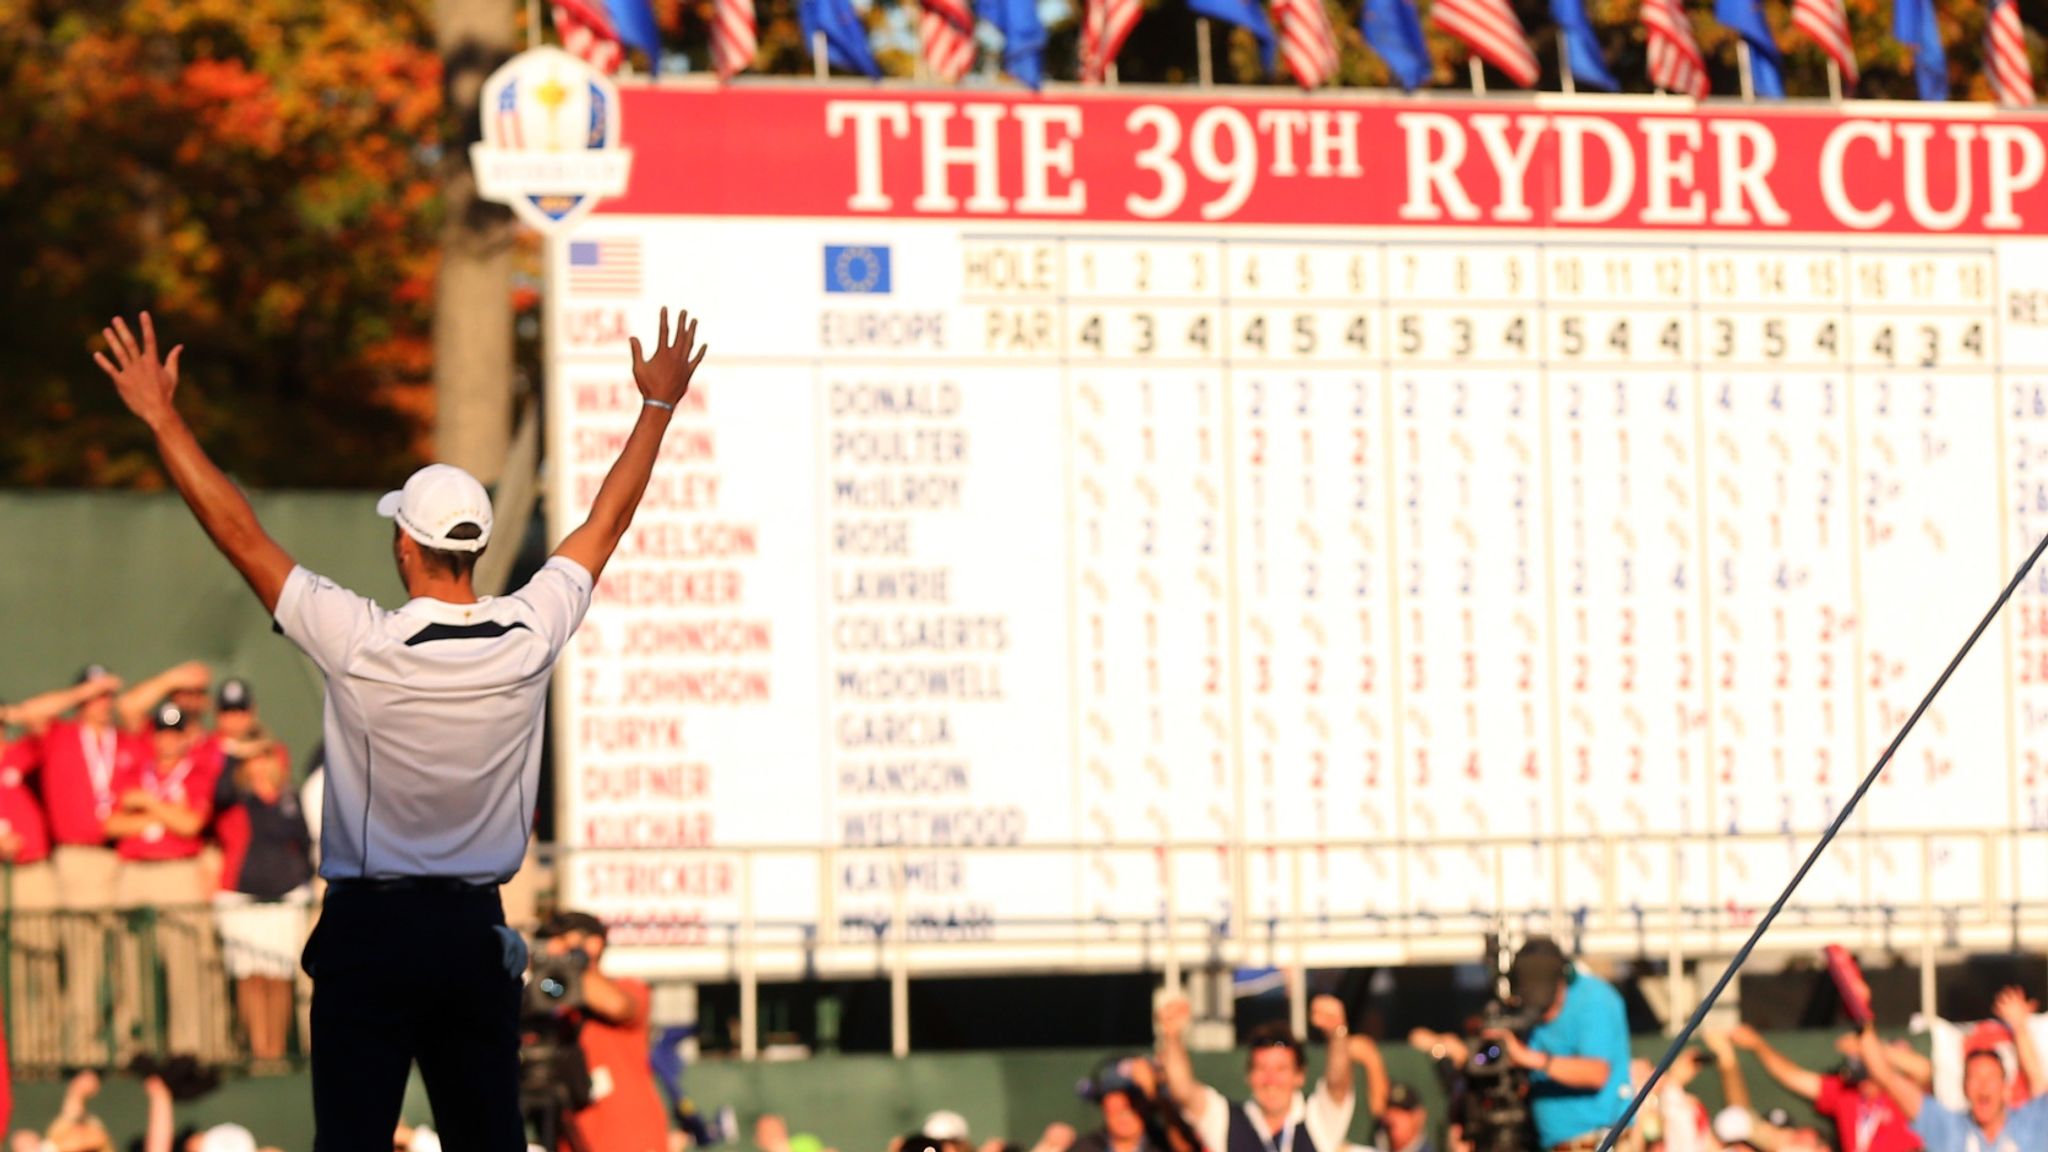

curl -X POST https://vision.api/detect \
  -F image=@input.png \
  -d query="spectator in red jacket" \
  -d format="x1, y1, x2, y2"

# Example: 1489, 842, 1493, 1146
107, 700, 220, 1058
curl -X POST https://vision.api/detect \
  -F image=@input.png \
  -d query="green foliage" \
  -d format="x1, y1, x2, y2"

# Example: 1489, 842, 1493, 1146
0, 0, 442, 488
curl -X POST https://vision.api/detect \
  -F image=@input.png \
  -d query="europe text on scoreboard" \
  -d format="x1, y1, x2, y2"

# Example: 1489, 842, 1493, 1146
545, 86, 2048, 975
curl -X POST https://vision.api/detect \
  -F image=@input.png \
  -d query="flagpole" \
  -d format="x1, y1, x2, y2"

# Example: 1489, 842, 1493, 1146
1736, 40, 1755, 101
1197, 18, 1215, 87
1469, 55, 1486, 94
527, 0, 541, 49
913, 0, 931, 82
1558, 37, 1574, 94
814, 29, 829, 78
1826, 58, 1843, 101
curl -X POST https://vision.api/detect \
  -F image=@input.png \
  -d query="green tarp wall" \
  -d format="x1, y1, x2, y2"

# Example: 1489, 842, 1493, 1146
0, 492, 405, 765
8, 1033, 1892, 1152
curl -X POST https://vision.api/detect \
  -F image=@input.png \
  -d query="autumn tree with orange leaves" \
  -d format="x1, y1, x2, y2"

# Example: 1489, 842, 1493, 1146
0, 0, 442, 488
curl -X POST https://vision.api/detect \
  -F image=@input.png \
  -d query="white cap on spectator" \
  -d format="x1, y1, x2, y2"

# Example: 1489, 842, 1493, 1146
922, 1112, 971, 1141
377, 464, 493, 552
196, 1124, 257, 1152
1712, 1108, 1754, 1144
409, 1128, 442, 1152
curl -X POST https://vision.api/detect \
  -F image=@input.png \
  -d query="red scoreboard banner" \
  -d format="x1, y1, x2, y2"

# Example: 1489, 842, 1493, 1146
608, 87, 2048, 235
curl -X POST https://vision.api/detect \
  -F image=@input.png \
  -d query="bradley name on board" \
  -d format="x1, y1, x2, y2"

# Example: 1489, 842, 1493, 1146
578, 470, 719, 509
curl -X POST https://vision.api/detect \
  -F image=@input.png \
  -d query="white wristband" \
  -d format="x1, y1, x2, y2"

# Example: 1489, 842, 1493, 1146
644, 397, 675, 411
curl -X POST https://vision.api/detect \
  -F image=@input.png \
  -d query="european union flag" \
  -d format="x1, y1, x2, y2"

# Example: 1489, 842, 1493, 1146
801, 0, 881, 75
1361, 0, 1431, 90
1189, 0, 1276, 74
1715, 0, 1784, 97
988, 0, 1047, 88
604, 0, 663, 64
825, 246, 892, 294
1893, 0, 1947, 100
1550, 0, 1617, 91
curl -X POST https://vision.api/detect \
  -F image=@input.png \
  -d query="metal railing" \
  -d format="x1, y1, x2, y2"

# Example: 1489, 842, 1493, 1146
0, 902, 303, 1074
561, 826, 2048, 1057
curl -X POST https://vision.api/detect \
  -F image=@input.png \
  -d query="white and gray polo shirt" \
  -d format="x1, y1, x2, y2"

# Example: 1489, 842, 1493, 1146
273, 557, 594, 884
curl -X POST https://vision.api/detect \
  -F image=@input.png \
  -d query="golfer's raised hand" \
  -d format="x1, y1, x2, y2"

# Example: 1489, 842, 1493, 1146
630, 306, 707, 409
94, 313, 184, 429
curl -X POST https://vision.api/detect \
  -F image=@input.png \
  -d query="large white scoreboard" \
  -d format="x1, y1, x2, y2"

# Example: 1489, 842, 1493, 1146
546, 86, 2048, 974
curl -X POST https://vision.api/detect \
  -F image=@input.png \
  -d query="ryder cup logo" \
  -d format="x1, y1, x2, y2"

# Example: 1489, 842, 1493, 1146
470, 47, 634, 235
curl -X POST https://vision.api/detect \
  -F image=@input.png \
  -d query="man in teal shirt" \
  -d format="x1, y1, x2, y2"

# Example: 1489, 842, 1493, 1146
1480, 938, 1632, 1151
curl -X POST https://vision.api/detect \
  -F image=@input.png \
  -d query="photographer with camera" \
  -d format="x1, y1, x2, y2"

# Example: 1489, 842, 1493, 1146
530, 913, 667, 1152
1478, 938, 1631, 1152
1155, 991, 1355, 1152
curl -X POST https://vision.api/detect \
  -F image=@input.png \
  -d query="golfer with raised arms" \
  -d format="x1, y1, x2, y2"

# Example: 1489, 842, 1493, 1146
94, 307, 706, 1152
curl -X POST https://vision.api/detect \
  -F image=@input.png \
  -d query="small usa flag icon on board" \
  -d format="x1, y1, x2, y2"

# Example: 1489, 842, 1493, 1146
568, 239, 642, 296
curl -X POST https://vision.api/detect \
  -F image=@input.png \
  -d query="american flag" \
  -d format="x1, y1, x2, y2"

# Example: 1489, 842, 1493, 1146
1081, 0, 1141, 82
920, 0, 977, 80
712, 0, 758, 78
1790, 0, 1857, 85
1430, 0, 1538, 87
567, 239, 643, 296
494, 81, 525, 149
1987, 0, 2034, 107
552, 0, 625, 73
1643, 0, 1708, 97
1273, 0, 1340, 87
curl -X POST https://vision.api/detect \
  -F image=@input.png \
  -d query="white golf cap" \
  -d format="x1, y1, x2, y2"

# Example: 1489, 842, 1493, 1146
377, 464, 493, 552
196, 1124, 257, 1152
921, 1111, 970, 1141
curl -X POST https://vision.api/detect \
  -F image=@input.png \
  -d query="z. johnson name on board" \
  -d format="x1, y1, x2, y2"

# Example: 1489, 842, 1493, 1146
605, 89, 2048, 235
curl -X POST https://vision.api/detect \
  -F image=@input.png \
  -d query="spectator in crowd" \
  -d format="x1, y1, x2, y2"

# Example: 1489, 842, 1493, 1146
1369, 1083, 1433, 1152
106, 700, 219, 1058
1406, 1027, 1479, 1152
11, 668, 136, 1063
753, 1113, 832, 1152
210, 717, 311, 1070
8, 662, 208, 1065
923, 1113, 975, 1152
1630, 1051, 1719, 1152
1709, 1023, 1920, 1152
1073, 1062, 1155, 1152
1072, 1057, 1200, 1152
43, 1070, 111, 1152
1479, 937, 1631, 1152
1704, 1027, 1829, 1152
1156, 990, 1356, 1152
140, 1071, 284, 1152
0, 682, 89, 1068
537, 912, 669, 1152
1860, 991, 2048, 1152
1334, 1031, 1394, 1150
196, 679, 259, 895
